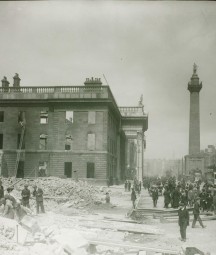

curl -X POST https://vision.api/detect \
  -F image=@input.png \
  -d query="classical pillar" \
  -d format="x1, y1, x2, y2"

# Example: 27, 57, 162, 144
116, 134, 121, 181
136, 131, 143, 182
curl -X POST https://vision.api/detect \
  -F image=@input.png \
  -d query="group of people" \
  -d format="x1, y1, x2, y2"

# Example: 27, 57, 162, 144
0, 179, 45, 221
162, 178, 216, 213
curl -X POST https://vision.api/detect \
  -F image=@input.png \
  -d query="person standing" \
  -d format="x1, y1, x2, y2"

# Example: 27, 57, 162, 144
213, 192, 216, 215
131, 188, 136, 209
21, 184, 31, 208
33, 185, 45, 214
187, 188, 194, 207
163, 187, 171, 208
0, 180, 4, 199
0, 198, 14, 219
178, 202, 189, 242
152, 187, 159, 208
172, 187, 181, 208
124, 180, 128, 192
192, 197, 206, 228
105, 192, 110, 204
128, 181, 131, 192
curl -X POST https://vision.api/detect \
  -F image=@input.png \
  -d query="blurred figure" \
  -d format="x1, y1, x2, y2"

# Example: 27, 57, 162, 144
33, 185, 45, 214
178, 202, 189, 242
0, 180, 4, 199
192, 197, 206, 229
124, 180, 128, 192
131, 188, 136, 209
0, 198, 14, 219
21, 184, 30, 208
105, 192, 110, 204
163, 187, 171, 208
213, 192, 216, 215
152, 187, 159, 208
128, 181, 131, 192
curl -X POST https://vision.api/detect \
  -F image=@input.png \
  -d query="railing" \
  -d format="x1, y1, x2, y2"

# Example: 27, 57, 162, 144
119, 106, 147, 117
0, 85, 109, 94
0, 85, 121, 102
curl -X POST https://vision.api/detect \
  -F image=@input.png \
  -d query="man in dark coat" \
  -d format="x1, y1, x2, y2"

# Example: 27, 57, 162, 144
178, 202, 189, 242
21, 184, 30, 208
163, 187, 171, 208
0, 180, 4, 199
192, 197, 206, 228
152, 187, 159, 208
33, 185, 45, 214
172, 188, 181, 208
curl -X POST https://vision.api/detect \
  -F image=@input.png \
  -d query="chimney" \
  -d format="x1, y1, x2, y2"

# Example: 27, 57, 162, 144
1, 76, 10, 88
84, 77, 102, 87
13, 73, 21, 87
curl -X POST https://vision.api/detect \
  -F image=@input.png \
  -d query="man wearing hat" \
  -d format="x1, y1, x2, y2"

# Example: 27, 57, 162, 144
21, 184, 31, 208
33, 184, 45, 214
178, 202, 189, 242
192, 197, 206, 228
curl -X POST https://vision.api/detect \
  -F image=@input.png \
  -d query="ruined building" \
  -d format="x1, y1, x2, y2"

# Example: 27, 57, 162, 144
0, 74, 148, 184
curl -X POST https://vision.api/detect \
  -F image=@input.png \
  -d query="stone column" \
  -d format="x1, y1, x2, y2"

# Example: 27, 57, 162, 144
136, 131, 143, 182
116, 134, 121, 181
188, 64, 202, 155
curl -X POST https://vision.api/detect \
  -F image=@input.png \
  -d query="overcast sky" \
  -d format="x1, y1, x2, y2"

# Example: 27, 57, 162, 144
0, 1, 216, 159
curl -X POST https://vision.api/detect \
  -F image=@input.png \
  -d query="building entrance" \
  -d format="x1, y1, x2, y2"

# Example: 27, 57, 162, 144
64, 162, 72, 178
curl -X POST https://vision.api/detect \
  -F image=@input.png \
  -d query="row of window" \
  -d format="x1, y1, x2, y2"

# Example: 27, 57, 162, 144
0, 111, 97, 124
16, 161, 95, 179
0, 133, 96, 151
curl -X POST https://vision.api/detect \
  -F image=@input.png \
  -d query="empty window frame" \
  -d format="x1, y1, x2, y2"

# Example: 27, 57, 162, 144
87, 133, 95, 150
38, 161, 48, 177
65, 135, 73, 150
66, 111, 74, 123
88, 111, 96, 124
39, 134, 47, 150
0, 112, 4, 122
40, 111, 48, 124
87, 162, 95, 178
0, 134, 3, 149
17, 134, 25, 149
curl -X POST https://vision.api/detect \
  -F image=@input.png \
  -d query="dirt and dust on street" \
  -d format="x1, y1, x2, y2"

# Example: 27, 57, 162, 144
0, 178, 216, 255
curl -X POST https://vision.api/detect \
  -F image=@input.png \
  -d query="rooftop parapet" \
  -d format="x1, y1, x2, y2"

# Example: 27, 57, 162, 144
119, 106, 147, 117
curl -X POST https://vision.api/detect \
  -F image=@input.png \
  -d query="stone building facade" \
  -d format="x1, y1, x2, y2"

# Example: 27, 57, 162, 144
0, 75, 148, 184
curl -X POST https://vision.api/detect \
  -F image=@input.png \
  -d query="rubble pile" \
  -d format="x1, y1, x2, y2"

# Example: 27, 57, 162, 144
2, 177, 103, 211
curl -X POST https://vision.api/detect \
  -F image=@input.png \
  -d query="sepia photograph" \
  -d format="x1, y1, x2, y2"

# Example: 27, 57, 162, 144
0, 1, 216, 255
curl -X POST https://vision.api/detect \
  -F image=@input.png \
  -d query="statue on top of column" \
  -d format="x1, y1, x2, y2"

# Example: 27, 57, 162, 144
138, 94, 143, 107
193, 63, 198, 75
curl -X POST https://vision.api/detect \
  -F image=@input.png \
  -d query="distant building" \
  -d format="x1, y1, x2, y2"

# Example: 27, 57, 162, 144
145, 158, 183, 178
0, 74, 148, 184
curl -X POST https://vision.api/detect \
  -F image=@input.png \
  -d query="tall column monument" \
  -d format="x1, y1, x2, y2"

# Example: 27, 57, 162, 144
188, 63, 202, 155
185, 64, 205, 176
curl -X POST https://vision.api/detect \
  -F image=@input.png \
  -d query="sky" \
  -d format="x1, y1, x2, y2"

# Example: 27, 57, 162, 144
0, 1, 216, 159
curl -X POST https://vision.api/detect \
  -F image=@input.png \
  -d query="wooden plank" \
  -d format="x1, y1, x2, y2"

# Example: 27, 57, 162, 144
79, 221, 163, 235
87, 239, 180, 254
